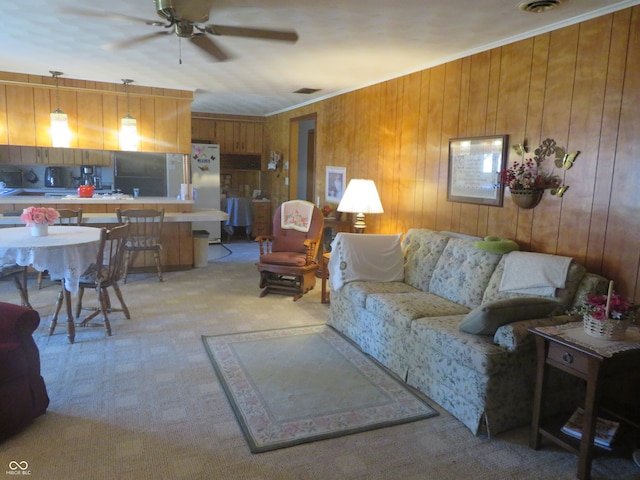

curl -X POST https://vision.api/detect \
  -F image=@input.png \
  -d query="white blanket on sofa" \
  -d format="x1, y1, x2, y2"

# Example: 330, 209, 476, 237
499, 251, 572, 297
328, 233, 404, 291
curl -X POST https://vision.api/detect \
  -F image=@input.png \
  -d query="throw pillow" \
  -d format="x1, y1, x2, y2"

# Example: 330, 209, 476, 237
474, 236, 520, 255
459, 297, 559, 335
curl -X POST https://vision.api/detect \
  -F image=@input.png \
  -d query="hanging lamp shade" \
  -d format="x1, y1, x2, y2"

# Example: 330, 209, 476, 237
50, 109, 71, 148
120, 114, 138, 151
119, 79, 139, 151
49, 71, 71, 148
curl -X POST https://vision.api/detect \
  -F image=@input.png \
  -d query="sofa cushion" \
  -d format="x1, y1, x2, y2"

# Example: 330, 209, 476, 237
401, 229, 450, 292
482, 256, 586, 314
366, 292, 470, 330
429, 238, 502, 309
410, 316, 510, 375
338, 280, 418, 309
459, 297, 560, 335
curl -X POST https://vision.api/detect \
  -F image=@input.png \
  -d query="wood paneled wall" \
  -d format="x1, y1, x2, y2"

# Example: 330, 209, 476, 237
264, 7, 640, 301
0, 72, 193, 153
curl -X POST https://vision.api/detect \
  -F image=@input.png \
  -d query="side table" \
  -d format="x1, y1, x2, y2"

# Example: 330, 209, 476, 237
321, 253, 331, 304
529, 325, 640, 480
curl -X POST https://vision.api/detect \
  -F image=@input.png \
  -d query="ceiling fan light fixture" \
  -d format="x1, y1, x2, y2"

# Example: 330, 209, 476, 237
518, 0, 564, 13
49, 71, 71, 148
120, 79, 139, 151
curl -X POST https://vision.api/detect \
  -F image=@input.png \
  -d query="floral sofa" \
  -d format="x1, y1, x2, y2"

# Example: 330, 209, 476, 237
327, 229, 608, 437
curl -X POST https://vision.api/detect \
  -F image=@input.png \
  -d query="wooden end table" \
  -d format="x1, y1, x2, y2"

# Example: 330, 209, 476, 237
321, 253, 331, 304
529, 325, 640, 480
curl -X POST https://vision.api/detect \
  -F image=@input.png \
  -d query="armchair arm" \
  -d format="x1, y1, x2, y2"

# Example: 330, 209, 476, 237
303, 239, 320, 266
256, 235, 274, 256
0, 302, 40, 343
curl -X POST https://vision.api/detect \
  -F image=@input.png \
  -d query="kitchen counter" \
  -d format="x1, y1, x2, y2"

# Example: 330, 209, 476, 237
0, 195, 193, 205
0, 208, 227, 225
0, 198, 229, 271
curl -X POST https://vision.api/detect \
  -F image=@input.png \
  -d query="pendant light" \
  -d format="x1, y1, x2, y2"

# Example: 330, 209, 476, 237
120, 79, 139, 151
49, 71, 71, 148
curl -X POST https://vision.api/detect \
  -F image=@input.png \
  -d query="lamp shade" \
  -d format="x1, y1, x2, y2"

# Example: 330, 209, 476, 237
50, 109, 71, 148
120, 114, 139, 151
337, 179, 384, 214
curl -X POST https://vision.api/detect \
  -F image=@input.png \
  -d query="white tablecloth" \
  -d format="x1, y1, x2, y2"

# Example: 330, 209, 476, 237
0, 225, 102, 294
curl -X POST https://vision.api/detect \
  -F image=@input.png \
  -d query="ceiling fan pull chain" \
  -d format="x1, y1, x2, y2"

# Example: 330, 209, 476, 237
179, 37, 182, 65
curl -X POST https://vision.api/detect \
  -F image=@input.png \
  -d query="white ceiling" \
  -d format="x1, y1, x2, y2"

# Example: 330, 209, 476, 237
1, 0, 638, 116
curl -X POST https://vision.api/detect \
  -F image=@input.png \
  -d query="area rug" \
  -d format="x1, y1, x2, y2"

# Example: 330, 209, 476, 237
202, 325, 437, 453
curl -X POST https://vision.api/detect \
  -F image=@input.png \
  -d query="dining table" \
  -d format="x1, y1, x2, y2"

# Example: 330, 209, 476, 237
222, 197, 253, 239
0, 225, 102, 343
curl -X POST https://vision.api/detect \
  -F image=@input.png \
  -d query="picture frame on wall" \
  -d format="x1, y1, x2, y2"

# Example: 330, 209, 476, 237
447, 134, 508, 207
326, 166, 346, 203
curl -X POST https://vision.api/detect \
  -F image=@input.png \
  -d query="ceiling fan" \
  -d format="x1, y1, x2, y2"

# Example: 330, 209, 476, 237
62, 0, 299, 62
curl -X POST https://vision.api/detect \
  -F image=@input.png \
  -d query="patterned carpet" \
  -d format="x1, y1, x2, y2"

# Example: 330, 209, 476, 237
203, 325, 437, 452
1, 239, 639, 479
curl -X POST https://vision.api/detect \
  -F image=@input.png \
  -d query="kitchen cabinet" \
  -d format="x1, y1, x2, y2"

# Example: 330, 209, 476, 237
191, 116, 264, 155
0, 72, 192, 153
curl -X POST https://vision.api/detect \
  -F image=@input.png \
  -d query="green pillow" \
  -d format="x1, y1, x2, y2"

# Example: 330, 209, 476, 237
474, 236, 520, 255
459, 297, 559, 335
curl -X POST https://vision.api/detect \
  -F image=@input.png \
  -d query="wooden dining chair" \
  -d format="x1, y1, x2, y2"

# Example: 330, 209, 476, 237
49, 224, 131, 338
0, 264, 30, 308
37, 208, 83, 289
116, 208, 165, 283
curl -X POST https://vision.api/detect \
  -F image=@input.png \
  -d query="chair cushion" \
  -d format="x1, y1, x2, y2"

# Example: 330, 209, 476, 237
459, 297, 560, 335
260, 252, 308, 267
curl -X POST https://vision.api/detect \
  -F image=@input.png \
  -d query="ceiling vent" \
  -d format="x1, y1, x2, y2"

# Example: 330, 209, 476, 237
293, 88, 321, 94
518, 0, 564, 13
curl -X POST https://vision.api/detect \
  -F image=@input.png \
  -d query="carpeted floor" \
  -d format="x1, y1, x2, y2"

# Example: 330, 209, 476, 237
203, 325, 437, 452
1, 239, 639, 479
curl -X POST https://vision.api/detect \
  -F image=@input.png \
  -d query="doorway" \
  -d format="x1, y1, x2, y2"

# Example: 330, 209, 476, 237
289, 114, 317, 203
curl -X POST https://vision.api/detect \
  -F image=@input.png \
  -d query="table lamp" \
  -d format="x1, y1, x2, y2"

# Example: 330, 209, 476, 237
337, 179, 384, 233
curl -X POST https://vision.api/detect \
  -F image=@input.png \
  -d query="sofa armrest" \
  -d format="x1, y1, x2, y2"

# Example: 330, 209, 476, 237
0, 302, 40, 342
493, 314, 576, 351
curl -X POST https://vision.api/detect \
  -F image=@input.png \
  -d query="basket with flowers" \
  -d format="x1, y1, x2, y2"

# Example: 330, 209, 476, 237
570, 281, 638, 340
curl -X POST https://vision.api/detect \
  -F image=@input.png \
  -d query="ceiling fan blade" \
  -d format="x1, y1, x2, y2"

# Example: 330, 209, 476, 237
190, 35, 230, 62
204, 24, 298, 42
60, 6, 165, 26
105, 32, 170, 51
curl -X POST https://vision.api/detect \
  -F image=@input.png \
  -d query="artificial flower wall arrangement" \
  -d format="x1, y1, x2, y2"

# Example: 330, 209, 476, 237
502, 138, 580, 209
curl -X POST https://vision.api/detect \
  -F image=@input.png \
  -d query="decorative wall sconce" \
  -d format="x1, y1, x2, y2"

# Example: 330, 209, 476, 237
49, 71, 71, 148
119, 79, 138, 151
505, 138, 579, 208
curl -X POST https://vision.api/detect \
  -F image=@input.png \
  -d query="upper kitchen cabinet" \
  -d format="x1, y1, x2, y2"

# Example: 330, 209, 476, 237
192, 113, 264, 155
0, 71, 193, 154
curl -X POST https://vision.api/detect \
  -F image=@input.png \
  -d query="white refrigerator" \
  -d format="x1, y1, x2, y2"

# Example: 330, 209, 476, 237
167, 144, 221, 243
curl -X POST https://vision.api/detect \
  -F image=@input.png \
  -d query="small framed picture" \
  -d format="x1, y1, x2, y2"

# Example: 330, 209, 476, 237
326, 166, 346, 203
447, 135, 508, 207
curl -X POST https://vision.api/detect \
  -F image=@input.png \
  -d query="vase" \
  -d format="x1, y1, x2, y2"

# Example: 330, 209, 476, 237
510, 189, 544, 209
30, 223, 49, 237
583, 314, 629, 341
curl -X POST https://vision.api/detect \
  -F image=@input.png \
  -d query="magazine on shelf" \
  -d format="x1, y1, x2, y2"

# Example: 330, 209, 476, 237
561, 407, 620, 450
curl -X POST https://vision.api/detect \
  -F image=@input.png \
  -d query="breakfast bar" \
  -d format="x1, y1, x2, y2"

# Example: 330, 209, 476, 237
0, 197, 229, 271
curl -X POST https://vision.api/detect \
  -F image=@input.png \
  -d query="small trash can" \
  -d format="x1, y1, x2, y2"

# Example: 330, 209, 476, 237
193, 230, 209, 268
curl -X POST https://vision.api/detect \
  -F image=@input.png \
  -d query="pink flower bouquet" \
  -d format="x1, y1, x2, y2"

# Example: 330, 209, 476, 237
20, 206, 60, 227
